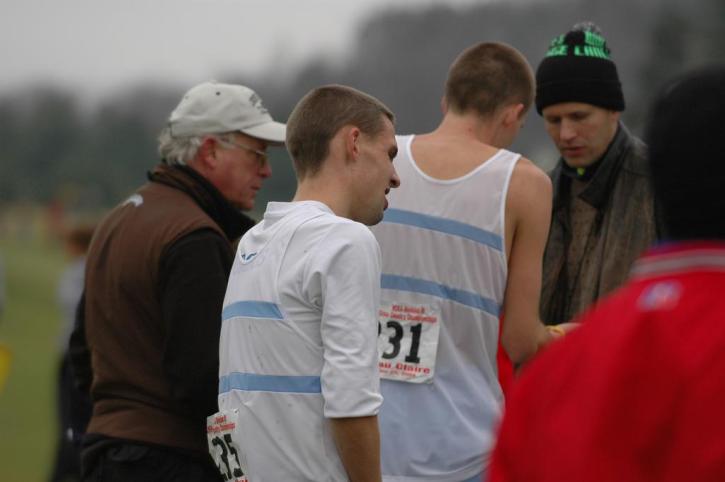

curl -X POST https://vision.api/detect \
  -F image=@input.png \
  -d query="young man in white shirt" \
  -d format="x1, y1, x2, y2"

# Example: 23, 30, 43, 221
212, 84, 400, 482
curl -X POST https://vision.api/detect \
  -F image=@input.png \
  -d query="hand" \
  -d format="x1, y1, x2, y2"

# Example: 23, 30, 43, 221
555, 321, 580, 335
545, 321, 580, 340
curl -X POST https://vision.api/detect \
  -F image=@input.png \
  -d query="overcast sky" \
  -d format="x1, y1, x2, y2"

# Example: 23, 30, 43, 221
3, 0, 483, 99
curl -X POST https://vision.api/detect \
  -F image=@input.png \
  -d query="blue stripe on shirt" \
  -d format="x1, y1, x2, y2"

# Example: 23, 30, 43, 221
382, 208, 503, 251
222, 301, 284, 321
219, 372, 322, 394
381, 274, 500, 317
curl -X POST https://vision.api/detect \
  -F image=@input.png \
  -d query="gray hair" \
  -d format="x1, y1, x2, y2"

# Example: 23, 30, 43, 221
157, 126, 204, 166
157, 128, 246, 166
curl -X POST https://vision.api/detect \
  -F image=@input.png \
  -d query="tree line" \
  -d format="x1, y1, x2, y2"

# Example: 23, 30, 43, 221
1, 0, 722, 214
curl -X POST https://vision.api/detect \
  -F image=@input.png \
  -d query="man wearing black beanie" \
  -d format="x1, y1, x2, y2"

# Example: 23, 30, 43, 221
489, 65, 725, 482
537, 22, 663, 326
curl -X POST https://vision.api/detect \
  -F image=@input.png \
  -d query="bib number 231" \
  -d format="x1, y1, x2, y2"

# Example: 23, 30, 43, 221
377, 302, 440, 383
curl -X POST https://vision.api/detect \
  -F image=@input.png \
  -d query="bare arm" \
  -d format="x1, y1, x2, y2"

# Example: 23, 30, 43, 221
330, 415, 382, 482
501, 158, 558, 364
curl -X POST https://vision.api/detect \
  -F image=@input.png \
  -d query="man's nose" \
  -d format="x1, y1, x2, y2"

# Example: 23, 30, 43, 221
260, 160, 272, 178
559, 120, 576, 141
390, 171, 401, 188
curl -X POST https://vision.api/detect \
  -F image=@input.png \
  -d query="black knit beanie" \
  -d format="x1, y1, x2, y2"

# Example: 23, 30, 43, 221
535, 22, 625, 115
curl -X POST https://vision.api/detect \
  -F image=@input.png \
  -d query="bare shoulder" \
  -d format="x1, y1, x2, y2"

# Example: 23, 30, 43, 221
503, 156, 552, 254
508, 156, 552, 203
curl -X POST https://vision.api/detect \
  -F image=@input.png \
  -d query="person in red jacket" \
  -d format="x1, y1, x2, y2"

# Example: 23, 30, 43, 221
489, 65, 725, 482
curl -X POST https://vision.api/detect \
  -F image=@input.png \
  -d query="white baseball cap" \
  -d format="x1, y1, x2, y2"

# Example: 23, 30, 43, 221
168, 81, 286, 145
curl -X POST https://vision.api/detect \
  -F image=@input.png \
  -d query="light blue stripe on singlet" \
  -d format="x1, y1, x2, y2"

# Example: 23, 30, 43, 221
381, 274, 500, 317
382, 208, 503, 251
219, 372, 321, 394
222, 301, 283, 321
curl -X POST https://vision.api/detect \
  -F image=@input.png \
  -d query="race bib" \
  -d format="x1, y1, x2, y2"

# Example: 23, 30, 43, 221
377, 302, 441, 383
207, 410, 248, 482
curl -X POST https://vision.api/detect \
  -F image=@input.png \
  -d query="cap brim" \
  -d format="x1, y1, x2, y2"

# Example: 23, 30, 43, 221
241, 121, 287, 146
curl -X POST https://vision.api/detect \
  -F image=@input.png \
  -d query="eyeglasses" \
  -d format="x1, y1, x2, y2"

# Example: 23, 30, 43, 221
216, 137, 268, 166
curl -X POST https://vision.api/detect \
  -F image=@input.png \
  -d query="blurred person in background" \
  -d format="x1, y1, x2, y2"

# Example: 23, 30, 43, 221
69, 81, 286, 482
58, 225, 95, 356
489, 65, 725, 482
536, 22, 662, 326
49, 224, 95, 482
0, 253, 9, 394
0, 253, 5, 320
370, 42, 573, 482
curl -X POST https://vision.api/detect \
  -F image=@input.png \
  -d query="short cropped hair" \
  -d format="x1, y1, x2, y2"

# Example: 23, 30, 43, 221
286, 84, 394, 179
646, 65, 725, 240
445, 42, 535, 118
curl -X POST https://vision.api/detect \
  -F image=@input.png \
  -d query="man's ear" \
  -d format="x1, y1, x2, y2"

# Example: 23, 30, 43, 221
196, 137, 218, 169
344, 126, 362, 161
503, 103, 525, 127
440, 96, 449, 115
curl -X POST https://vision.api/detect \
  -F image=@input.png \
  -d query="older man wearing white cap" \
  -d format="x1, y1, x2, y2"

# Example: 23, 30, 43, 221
70, 81, 285, 482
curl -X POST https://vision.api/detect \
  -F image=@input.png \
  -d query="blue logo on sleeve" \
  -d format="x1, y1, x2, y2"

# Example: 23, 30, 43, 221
239, 252, 257, 264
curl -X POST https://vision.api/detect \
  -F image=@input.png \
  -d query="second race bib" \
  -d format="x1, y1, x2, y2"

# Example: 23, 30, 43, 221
207, 410, 248, 482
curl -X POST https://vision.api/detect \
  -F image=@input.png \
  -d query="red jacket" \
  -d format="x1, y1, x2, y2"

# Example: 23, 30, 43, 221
490, 242, 725, 482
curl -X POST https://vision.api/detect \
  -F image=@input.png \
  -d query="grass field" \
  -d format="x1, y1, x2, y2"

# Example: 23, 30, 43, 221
0, 236, 66, 482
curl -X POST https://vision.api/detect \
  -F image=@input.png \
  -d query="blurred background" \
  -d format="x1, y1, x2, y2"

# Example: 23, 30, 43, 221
1, 0, 723, 480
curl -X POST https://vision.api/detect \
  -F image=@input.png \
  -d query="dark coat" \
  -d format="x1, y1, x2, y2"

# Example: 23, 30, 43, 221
540, 124, 663, 325
69, 164, 254, 454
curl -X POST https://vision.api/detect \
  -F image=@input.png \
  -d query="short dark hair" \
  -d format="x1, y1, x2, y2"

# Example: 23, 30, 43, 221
286, 84, 395, 179
445, 42, 535, 118
646, 65, 725, 240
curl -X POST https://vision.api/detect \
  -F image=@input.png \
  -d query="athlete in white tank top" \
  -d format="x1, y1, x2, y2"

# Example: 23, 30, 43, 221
371, 42, 577, 482
373, 135, 518, 481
